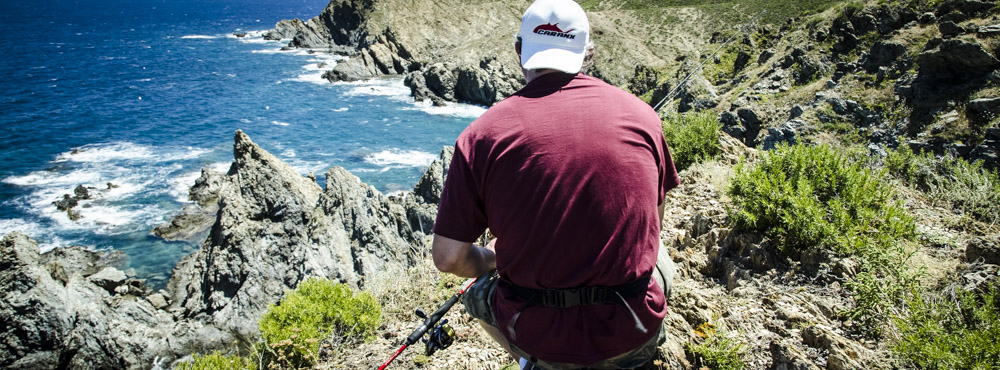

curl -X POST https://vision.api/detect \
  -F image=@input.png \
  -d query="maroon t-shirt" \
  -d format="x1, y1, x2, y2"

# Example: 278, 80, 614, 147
434, 73, 680, 364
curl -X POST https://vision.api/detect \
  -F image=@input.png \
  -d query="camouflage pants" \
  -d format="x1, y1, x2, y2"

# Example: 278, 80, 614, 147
462, 242, 675, 369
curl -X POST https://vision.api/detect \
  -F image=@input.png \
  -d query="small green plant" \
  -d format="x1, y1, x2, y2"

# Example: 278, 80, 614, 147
728, 144, 917, 334
687, 322, 747, 370
662, 110, 723, 171
258, 278, 382, 368
886, 145, 1000, 227
893, 284, 1000, 369
175, 351, 252, 370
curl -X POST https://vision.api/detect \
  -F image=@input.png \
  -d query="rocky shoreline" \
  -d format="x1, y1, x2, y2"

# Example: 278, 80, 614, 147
0, 131, 452, 368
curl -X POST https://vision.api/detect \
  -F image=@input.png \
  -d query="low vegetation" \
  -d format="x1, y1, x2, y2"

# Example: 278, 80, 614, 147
687, 322, 747, 370
259, 278, 382, 368
886, 145, 1000, 229
728, 143, 917, 334
175, 352, 253, 370
662, 110, 723, 171
179, 278, 382, 369
893, 283, 1000, 369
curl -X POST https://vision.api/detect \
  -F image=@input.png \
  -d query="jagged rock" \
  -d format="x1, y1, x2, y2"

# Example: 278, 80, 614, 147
737, 108, 763, 147
967, 97, 1000, 122
88, 266, 128, 294
770, 340, 820, 370
939, 21, 965, 38
759, 49, 776, 65
802, 325, 865, 370
966, 235, 1000, 265
190, 168, 224, 208
74, 185, 91, 200
917, 39, 1000, 82
413, 147, 454, 205
263, 19, 305, 40
862, 41, 907, 73
167, 130, 426, 339
980, 24, 1000, 36
152, 205, 216, 242
790, 105, 804, 119
920, 12, 937, 24
324, 53, 381, 82
0, 232, 234, 369
971, 128, 1000, 170
455, 57, 523, 106
734, 49, 752, 73
154, 168, 225, 242
53, 194, 78, 211
289, 0, 369, 49
762, 120, 804, 150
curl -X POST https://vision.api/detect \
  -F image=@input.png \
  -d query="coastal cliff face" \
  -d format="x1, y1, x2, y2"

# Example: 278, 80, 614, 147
0, 131, 451, 368
263, 0, 696, 106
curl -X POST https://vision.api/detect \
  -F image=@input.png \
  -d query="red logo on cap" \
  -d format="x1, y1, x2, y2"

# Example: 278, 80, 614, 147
533, 23, 577, 39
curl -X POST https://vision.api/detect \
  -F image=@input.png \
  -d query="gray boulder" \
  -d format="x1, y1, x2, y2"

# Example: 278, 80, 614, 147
966, 235, 1000, 265
917, 39, 1000, 82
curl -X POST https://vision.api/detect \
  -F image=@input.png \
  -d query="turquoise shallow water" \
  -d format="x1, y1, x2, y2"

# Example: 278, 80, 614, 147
0, 0, 482, 287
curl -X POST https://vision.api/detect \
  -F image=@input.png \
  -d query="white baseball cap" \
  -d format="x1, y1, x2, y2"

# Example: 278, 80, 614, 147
519, 0, 590, 74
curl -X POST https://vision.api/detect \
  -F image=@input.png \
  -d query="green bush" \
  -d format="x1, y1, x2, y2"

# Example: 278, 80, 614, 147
258, 278, 382, 368
728, 144, 917, 333
175, 351, 251, 370
893, 284, 1000, 369
662, 111, 722, 171
687, 322, 747, 370
886, 145, 1000, 227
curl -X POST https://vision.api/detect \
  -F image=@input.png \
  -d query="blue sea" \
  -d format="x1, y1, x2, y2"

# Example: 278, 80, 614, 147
0, 0, 482, 287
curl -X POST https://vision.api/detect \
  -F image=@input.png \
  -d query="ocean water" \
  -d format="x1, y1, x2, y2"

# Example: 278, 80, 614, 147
0, 0, 483, 286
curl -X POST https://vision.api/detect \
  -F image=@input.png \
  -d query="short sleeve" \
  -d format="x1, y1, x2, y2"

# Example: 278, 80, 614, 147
432, 143, 488, 242
658, 136, 682, 205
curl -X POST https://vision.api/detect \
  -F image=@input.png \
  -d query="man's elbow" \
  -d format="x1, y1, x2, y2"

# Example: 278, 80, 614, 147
432, 251, 459, 273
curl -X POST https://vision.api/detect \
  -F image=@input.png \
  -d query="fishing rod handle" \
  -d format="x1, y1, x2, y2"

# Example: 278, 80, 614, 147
405, 293, 460, 345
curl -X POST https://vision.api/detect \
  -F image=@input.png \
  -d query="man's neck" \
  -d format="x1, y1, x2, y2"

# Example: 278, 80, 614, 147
523, 68, 562, 83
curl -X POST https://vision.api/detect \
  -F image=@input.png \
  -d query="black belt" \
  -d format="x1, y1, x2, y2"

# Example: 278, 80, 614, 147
498, 276, 651, 341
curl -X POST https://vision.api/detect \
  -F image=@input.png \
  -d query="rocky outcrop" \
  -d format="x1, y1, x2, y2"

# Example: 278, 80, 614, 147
263, 19, 305, 41
166, 130, 434, 338
5, 130, 452, 367
0, 232, 234, 369
153, 168, 224, 242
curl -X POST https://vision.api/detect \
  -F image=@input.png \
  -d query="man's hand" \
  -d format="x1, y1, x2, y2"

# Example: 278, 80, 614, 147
432, 234, 497, 278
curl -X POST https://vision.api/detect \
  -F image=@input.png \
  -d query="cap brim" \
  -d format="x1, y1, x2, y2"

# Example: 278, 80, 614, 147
521, 43, 585, 74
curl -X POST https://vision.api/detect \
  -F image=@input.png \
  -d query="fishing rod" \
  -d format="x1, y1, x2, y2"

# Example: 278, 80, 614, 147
652, 10, 767, 115
378, 277, 478, 369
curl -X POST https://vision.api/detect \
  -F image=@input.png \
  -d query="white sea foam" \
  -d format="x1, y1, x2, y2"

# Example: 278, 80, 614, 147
180, 35, 219, 40
340, 78, 487, 118
332, 107, 349, 112
364, 149, 437, 168
271, 120, 290, 126
54, 142, 154, 163
404, 99, 488, 118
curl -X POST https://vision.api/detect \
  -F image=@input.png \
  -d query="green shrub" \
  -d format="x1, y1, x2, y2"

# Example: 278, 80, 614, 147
662, 111, 723, 171
687, 322, 747, 370
258, 278, 382, 368
886, 145, 1000, 227
893, 284, 1000, 369
175, 351, 251, 370
728, 144, 917, 334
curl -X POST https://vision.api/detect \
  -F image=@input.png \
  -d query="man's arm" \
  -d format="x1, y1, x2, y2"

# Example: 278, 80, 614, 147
432, 234, 497, 278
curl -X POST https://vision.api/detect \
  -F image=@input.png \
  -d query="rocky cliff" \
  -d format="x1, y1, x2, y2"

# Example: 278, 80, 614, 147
0, 131, 452, 368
